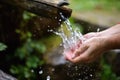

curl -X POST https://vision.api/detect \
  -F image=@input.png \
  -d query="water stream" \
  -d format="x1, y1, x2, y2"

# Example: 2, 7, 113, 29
49, 18, 86, 59
45, 14, 99, 80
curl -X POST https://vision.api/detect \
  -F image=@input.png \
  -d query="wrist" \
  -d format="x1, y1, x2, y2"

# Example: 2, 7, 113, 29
106, 34, 120, 49
100, 36, 113, 51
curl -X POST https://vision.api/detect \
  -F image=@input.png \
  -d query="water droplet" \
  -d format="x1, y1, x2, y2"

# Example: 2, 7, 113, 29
31, 69, 34, 73
39, 70, 43, 74
97, 28, 100, 32
46, 75, 51, 80
59, 19, 62, 22
47, 29, 53, 32
90, 74, 93, 77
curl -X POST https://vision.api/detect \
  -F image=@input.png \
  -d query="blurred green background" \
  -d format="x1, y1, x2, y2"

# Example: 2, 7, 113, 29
0, 0, 120, 80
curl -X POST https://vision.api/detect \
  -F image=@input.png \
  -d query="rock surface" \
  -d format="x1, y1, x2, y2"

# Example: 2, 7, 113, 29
0, 70, 17, 80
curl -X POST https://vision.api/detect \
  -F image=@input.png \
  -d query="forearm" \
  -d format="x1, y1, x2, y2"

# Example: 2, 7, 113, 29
98, 24, 120, 36
106, 33, 120, 49
98, 24, 120, 50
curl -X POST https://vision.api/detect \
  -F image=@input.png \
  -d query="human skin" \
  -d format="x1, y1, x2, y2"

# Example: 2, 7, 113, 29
66, 24, 120, 63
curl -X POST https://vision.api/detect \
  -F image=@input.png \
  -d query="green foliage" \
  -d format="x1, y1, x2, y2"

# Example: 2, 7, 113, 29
10, 12, 46, 79
0, 43, 7, 51
101, 58, 120, 80
26, 56, 39, 68
10, 31, 46, 79
15, 37, 46, 60
70, 0, 120, 11
23, 11, 36, 21
10, 65, 35, 79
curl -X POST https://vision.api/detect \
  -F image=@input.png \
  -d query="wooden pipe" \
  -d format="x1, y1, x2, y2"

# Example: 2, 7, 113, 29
0, 0, 72, 21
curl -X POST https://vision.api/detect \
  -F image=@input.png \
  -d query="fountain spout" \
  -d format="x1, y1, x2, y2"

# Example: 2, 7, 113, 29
0, 0, 72, 21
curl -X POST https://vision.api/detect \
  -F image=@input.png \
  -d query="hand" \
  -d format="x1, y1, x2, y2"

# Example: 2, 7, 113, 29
65, 24, 120, 63
67, 36, 109, 63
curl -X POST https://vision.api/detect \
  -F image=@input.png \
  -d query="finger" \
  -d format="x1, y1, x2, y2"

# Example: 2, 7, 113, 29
71, 54, 89, 63
72, 44, 88, 58
72, 46, 94, 63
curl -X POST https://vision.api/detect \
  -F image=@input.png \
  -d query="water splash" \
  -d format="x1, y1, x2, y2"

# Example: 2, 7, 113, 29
42, 14, 100, 80
48, 13, 86, 59
53, 18, 85, 59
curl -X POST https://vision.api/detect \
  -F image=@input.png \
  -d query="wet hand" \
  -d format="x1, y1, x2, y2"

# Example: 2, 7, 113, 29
67, 37, 109, 63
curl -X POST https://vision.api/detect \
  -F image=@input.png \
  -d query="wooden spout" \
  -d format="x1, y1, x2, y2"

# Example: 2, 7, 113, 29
0, 0, 72, 21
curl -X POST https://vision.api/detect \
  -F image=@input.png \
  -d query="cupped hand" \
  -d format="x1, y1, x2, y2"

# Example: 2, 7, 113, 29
67, 36, 109, 63
65, 24, 120, 63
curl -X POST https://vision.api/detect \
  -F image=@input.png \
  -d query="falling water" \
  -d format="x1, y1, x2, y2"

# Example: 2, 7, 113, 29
47, 12, 86, 59
51, 17, 86, 59
46, 13, 99, 80
47, 12, 98, 80
58, 19, 85, 49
